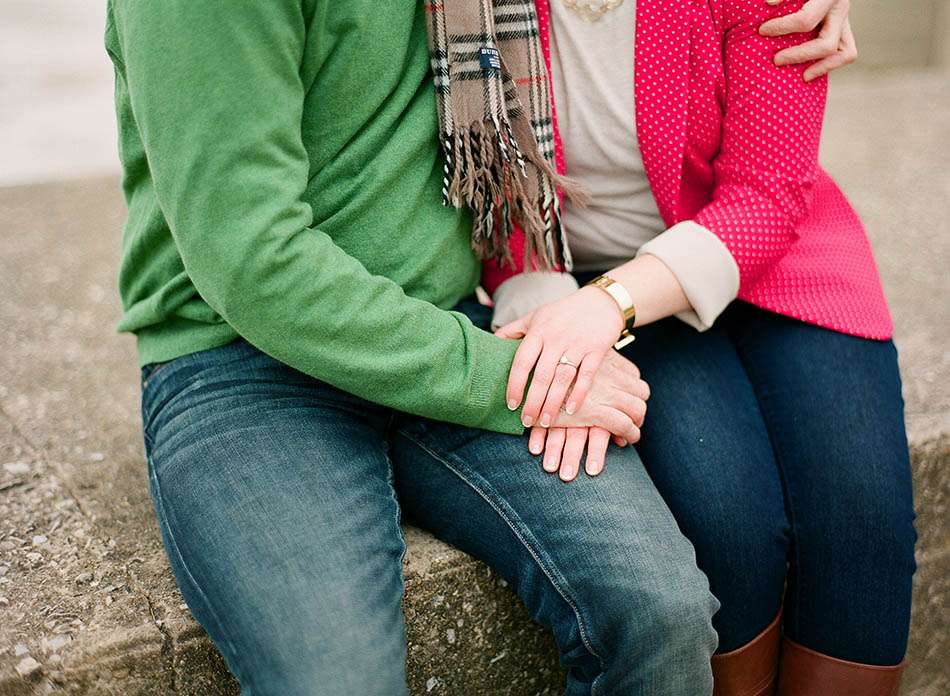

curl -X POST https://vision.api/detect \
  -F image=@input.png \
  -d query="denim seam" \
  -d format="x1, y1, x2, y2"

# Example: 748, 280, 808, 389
730, 358, 804, 639
395, 429, 607, 694
141, 413, 154, 452
384, 450, 409, 574
147, 458, 254, 693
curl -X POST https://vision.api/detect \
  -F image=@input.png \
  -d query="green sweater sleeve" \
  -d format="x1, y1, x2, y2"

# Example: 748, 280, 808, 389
113, 0, 524, 434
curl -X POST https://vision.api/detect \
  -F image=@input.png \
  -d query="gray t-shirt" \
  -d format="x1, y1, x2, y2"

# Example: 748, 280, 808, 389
550, 0, 666, 270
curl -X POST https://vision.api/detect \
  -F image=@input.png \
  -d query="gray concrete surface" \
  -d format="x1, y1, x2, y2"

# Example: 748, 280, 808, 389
849, 1, 949, 69
0, 0, 118, 187
1, 0, 948, 187
0, 69, 948, 694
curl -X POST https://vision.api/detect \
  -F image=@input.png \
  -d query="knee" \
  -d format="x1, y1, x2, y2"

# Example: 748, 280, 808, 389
797, 468, 917, 576
216, 585, 408, 696
799, 502, 917, 580
642, 572, 721, 651
680, 505, 789, 603
241, 624, 407, 696
592, 567, 719, 691
599, 562, 720, 658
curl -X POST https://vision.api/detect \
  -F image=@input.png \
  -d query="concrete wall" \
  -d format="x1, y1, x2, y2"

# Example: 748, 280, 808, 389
850, 0, 949, 68
0, 0, 946, 188
938, 0, 950, 67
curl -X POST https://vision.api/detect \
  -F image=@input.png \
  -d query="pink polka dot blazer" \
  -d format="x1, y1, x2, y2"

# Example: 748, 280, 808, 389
482, 0, 893, 340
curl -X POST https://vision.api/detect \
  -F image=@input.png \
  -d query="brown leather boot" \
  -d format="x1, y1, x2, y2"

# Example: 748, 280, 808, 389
777, 638, 905, 696
712, 611, 782, 696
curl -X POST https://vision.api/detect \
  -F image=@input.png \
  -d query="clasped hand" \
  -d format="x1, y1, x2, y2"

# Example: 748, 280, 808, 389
496, 286, 649, 482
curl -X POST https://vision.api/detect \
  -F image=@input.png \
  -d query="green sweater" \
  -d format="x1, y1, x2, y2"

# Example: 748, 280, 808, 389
106, 0, 524, 434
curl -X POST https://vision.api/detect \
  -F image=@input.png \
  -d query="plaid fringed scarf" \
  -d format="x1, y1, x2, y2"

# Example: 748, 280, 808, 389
425, 0, 584, 270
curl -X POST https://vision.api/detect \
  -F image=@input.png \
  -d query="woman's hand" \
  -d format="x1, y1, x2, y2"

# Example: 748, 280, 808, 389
761, 0, 857, 81
497, 285, 625, 428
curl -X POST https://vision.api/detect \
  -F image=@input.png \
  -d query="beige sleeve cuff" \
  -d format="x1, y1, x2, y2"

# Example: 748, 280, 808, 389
636, 220, 740, 331
490, 272, 580, 330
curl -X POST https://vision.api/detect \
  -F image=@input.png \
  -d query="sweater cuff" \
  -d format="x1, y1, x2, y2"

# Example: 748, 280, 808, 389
491, 272, 581, 330
467, 327, 526, 435
636, 220, 740, 331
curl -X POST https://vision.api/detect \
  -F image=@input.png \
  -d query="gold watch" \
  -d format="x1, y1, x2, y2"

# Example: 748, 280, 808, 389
586, 275, 637, 349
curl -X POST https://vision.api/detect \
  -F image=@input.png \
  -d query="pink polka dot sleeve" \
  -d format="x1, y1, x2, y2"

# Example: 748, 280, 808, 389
693, 0, 826, 290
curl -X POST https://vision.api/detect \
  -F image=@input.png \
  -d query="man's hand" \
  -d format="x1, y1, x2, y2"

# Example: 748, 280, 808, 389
760, 0, 858, 81
527, 426, 615, 483
519, 351, 650, 482
547, 350, 649, 438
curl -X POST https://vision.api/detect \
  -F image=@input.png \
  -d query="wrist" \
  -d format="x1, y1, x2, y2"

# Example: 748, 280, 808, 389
579, 285, 625, 333
584, 274, 637, 349
492, 272, 580, 330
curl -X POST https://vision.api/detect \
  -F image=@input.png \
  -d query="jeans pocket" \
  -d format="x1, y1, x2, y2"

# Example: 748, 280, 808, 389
140, 360, 180, 451
141, 361, 171, 389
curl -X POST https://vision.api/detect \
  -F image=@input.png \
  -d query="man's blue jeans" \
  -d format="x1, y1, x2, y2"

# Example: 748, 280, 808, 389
140, 300, 719, 696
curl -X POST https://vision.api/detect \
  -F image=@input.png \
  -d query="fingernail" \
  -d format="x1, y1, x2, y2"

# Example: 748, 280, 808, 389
530, 443, 542, 455
507, 399, 518, 410
522, 415, 534, 427
587, 462, 601, 476
543, 458, 557, 472
618, 438, 627, 447
565, 401, 576, 415
539, 414, 551, 427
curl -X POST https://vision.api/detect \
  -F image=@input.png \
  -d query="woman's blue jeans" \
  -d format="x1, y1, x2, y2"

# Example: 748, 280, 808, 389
140, 299, 719, 696
620, 299, 917, 666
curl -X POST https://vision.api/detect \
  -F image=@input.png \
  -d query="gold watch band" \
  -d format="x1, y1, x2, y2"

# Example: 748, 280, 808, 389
586, 274, 636, 349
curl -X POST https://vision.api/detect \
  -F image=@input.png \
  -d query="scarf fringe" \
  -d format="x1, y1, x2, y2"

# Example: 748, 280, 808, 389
442, 118, 587, 271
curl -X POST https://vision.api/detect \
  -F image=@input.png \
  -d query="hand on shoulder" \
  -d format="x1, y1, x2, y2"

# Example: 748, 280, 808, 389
760, 0, 857, 81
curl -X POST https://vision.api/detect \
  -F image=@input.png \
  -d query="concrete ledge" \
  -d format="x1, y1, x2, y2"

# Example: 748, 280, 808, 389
1, 69, 948, 695
0, 527, 564, 695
